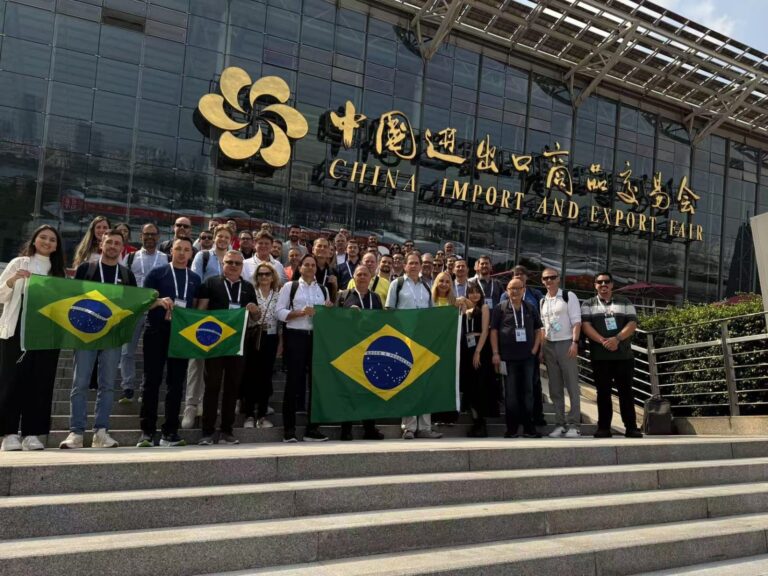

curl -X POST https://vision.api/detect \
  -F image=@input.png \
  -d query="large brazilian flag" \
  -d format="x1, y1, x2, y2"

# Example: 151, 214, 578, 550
22, 275, 156, 350
168, 307, 247, 359
311, 306, 460, 423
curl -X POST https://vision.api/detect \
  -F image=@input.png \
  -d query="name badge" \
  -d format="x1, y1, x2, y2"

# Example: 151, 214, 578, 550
466, 334, 477, 348
605, 316, 618, 331
484, 298, 493, 309
515, 328, 527, 342
173, 299, 187, 309
551, 320, 562, 333
228, 303, 241, 310
267, 326, 277, 335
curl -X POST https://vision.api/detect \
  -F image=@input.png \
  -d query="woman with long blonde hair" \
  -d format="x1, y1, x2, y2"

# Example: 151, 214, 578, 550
73, 215, 110, 267
431, 271, 457, 307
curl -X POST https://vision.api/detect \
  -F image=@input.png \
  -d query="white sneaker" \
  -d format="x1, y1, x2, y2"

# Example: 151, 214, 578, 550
564, 427, 581, 438
21, 436, 45, 451
257, 417, 274, 429
92, 429, 119, 448
266, 406, 275, 416
243, 417, 255, 429
59, 432, 84, 449
548, 426, 566, 438
196, 404, 203, 417
181, 406, 197, 429
1, 434, 22, 451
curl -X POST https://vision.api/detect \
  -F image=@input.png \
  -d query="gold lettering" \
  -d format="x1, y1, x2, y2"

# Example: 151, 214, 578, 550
677, 176, 700, 214
638, 213, 647, 231
626, 212, 636, 229
696, 225, 703, 241
330, 101, 366, 149
476, 135, 499, 173
568, 201, 579, 220
386, 169, 399, 189
537, 197, 548, 215
514, 192, 524, 210
329, 158, 346, 179
403, 174, 416, 193
590, 205, 600, 222
603, 208, 611, 225
552, 198, 563, 217
452, 180, 469, 201
650, 217, 657, 233
472, 184, 483, 203
371, 164, 381, 187
614, 209, 625, 227
440, 178, 449, 197
375, 111, 416, 160
501, 189, 511, 209
485, 186, 497, 206
425, 128, 465, 165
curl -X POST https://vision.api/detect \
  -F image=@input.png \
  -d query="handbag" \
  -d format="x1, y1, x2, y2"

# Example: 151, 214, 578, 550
642, 395, 673, 435
246, 323, 263, 352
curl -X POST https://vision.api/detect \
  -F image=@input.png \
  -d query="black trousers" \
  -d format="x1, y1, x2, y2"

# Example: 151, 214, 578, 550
592, 358, 637, 430
0, 328, 59, 436
283, 329, 316, 434
504, 357, 535, 434
140, 326, 188, 436
462, 345, 493, 421
203, 356, 244, 436
241, 333, 278, 419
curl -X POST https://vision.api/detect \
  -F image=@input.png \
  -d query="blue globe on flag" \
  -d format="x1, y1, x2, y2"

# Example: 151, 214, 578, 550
68, 299, 112, 334
363, 335, 413, 390
196, 321, 223, 347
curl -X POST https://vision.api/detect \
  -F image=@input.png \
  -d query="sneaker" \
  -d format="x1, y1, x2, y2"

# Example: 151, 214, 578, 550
196, 404, 203, 416
136, 433, 154, 448
402, 430, 415, 440
523, 430, 543, 439
1, 434, 22, 451
340, 431, 354, 441
467, 423, 488, 438
504, 431, 518, 438
303, 428, 328, 442
219, 433, 239, 445
21, 435, 45, 451
564, 427, 581, 438
548, 426, 567, 438
160, 433, 187, 447
59, 432, 84, 449
256, 417, 274, 429
92, 429, 119, 448
415, 429, 443, 439
118, 389, 134, 404
594, 428, 613, 438
243, 417, 255, 429
266, 406, 275, 416
625, 428, 643, 438
198, 436, 215, 446
363, 428, 385, 440
181, 406, 197, 429
283, 436, 298, 443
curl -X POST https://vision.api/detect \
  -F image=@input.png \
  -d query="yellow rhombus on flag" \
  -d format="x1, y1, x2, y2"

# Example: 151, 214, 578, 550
38, 289, 133, 344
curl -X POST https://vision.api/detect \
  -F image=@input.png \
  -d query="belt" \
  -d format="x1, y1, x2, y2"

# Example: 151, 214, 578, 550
286, 328, 313, 335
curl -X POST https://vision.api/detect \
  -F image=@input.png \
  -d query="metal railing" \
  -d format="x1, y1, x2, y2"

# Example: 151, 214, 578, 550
578, 311, 768, 417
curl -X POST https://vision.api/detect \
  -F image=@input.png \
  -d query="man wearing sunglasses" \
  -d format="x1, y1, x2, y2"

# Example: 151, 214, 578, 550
581, 272, 642, 438
159, 217, 197, 266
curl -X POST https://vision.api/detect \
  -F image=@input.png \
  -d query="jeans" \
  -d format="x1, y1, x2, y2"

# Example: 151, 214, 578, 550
503, 356, 535, 434
140, 326, 188, 436
70, 348, 121, 434
120, 314, 146, 391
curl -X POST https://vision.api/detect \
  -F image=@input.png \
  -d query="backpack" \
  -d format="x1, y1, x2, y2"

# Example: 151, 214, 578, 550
86, 260, 131, 285
642, 395, 673, 435
394, 276, 432, 307
288, 280, 328, 310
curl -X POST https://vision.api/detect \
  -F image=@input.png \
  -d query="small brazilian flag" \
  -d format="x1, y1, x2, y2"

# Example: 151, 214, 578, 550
311, 307, 459, 423
22, 275, 156, 350
168, 307, 247, 359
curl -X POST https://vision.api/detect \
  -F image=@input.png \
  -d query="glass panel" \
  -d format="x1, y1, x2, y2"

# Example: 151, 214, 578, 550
50, 82, 94, 121
4, 3, 54, 44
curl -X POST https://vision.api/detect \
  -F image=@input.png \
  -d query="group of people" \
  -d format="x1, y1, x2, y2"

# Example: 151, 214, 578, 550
0, 215, 642, 451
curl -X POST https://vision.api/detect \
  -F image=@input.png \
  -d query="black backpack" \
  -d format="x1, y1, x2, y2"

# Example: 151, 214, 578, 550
394, 276, 432, 307
288, 280, 329, 309
86, 260, 132, 285
643, 395, 673, 435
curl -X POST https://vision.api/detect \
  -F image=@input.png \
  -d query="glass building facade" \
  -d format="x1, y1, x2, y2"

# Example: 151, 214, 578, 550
0, 0, 765, 302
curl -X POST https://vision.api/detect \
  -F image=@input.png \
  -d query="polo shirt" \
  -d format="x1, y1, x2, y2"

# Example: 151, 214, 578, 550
581, 294, 637, 361
336, 289, 383, 310
144, 265, 201, 328
197, 275, 257, 310
491, 300, 542, 362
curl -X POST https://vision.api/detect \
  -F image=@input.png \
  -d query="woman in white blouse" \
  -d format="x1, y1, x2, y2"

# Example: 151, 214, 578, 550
240, 262, 281, 429
0, 225, 67, 451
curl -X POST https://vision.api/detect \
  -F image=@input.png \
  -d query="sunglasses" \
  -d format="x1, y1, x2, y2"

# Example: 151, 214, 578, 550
257, 271, 272, 277
595, 279, 612, 285
224, 260, 243, 267
200, 235, 213, 240
542, 275, 558, 281
175, 223, 190, 228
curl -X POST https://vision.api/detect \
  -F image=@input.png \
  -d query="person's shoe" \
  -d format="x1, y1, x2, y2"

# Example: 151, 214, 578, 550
402, 430, 415, 440
534, 418, 548, 427
283, 434, 298, 443
181, 406, 197, 429
136, 433, 153, 448
196, 404, 203, 416
92, 429, 119, 448
468, 422, 488, 438
523, 430, 543, 439
21, 435, 45, 451
243, 417, 255, 429
548, 425, 566, 438
415, 429, 443, 439
266, 406, 275, 416
118, 389, 134, 404
59, 432, 84, 449
198, 436, 215, 446
564, 426, 581, 438
257, 417, 274, 429
504, 431, 518, 438
219, 433, 239, 445
160, 433, 187, 447
363, 428, 385, 440
594, 428, 613, 438
625, 428, 644, 438
1, 434, 22, 451
303, 428, 328, 442
340, 430, 354, 441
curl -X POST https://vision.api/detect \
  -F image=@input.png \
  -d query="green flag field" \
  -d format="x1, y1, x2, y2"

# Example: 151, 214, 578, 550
168, 307, 247, 359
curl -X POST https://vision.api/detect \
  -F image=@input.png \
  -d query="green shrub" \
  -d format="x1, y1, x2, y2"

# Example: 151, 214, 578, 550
637, 295, 766, 416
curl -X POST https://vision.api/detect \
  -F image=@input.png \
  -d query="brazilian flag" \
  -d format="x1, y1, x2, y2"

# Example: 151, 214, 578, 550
22, 275, 156, 350
311, 307, 459, 423
168, 307, 247, 359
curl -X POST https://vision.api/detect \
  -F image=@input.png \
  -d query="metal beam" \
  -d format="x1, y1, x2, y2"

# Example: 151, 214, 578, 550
410, 0, 471, 61
692, 75, 764, 146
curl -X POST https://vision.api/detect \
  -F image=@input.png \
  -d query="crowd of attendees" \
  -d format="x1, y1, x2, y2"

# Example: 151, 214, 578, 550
0, 215, 642, 451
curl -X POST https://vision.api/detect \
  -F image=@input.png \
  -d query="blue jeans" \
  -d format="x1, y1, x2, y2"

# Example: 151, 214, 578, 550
120, 314, 146, 391
503, 356, 535, 434
70, 348, 121, 433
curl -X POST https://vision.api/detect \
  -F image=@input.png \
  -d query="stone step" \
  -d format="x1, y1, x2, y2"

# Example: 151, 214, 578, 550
2, 496, 768, 575
207, 513, 768, 576
637, 553, 768, 575
2, 456, 768, 539
3, 438, 766, 497
50, 387, 287, 402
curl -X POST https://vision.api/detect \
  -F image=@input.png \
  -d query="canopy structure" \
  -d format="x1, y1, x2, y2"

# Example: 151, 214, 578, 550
380, 0, 768, 146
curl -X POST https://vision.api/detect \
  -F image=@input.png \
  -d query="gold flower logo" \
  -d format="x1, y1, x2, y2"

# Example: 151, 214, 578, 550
198, 67, 308, 167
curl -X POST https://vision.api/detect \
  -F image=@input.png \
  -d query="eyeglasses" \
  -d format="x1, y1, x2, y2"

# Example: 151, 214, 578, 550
509, 287, 523, 291
224, 260, 243, 267
595, 279, 612, 285
256, 272, 272, 277
200, 235, 213, 240
175, 223, 190, 228
240, 237, 253, 241
542, 275, 558, 281
142, 232, 158, 237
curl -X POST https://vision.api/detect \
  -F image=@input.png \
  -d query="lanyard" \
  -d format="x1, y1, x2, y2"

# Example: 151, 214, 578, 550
346, 261, 353, 279
98, 259, 118, 284
465, 311, 476, 333
354, 289, 371, 309
545, 293, 559, 318
511, 303, 524, 329
139, 250, 161, 277
476, 277, 494, 300
170, 265, 188, 301
597, 297, 614, 316
224, 279, 241, 305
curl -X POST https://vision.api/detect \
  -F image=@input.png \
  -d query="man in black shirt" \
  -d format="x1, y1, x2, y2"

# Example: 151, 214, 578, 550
196, 250, 260, 445
60, 230, 138, 450
159, 216, 198, 266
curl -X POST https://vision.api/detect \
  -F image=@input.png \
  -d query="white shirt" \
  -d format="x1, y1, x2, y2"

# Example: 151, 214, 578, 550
242, 254, 287, 285
123, 248, 167, 287
335, 253, 347, 266
276, 277, 327, 330
385, 276, 431, 309
541, 288, 582, 342
0, 254, 52, 339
